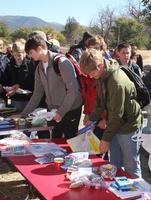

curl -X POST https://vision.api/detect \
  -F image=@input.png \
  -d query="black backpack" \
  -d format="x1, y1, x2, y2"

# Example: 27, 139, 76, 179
121, 66, 150, 108
68, 44, 79, 54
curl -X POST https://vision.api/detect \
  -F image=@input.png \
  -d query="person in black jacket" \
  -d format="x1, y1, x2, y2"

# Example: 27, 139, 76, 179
117, 43, 143, 78
68, 31, 93, 63
1, 40, 36, 111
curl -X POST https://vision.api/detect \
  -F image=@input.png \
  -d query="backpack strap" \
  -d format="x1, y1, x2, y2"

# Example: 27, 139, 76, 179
53, 53, 84, 76
66, 52, 86, 76
53, 54, 65, 75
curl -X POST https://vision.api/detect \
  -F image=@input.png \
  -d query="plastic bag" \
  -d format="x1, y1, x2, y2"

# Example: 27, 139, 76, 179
28, 108, 57, 126
97, 164, 117, 179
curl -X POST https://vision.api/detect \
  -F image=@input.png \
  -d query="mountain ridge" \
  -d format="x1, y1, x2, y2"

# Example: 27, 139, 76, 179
0, 15, 64, 31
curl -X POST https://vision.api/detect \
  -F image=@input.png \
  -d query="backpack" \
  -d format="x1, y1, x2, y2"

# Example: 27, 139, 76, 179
68, 44, 79, 54
121, 66, 150, 108
68, 45, 84, 63
53, 53, 86, 103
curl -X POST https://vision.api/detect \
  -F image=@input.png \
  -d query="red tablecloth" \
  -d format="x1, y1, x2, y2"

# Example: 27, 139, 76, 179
6, 139, 132, 200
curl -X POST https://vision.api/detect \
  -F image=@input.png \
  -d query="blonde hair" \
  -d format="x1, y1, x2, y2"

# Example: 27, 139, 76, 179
12, 41, 25, 53
80, 48, 104, 74
15, 38, 26, 44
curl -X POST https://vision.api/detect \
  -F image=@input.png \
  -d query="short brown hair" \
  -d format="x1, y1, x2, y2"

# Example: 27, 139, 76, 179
25, 35, 47, 54
80, 48, 104, 74
117, 43, 131, 52
86, 35, 106, 50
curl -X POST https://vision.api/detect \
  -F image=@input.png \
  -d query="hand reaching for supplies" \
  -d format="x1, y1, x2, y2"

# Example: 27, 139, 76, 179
53, 112, 62, 123
83, 114, 89, 125
4, 84, 19, 97
97, 119, 107, 130
100, 140, 110, 153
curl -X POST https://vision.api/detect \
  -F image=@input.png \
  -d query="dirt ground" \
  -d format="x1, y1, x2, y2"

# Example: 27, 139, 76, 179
138, 50, 151, 66
0, 50, 151, 200
0, 157, 40, 200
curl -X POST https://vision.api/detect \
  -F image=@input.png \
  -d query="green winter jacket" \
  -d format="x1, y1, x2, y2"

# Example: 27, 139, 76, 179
89, 59, 142, 142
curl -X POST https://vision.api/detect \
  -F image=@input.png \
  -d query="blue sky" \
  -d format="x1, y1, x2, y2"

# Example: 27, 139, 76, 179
0, 0, 136, 25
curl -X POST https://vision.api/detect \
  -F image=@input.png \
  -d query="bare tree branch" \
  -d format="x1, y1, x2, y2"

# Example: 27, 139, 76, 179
127, 0, 144, 22
89, 6, 116, 44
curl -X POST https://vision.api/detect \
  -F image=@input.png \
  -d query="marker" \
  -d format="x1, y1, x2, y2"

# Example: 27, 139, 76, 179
78, 121, 96, 134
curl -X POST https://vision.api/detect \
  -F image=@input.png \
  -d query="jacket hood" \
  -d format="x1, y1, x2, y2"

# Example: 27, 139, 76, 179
101, 59, 120, 82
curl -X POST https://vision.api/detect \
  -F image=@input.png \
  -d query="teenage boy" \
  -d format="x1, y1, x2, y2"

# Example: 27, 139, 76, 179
80, 48, 142, 178
117, 43, 142, 77
21, 35, 82, 139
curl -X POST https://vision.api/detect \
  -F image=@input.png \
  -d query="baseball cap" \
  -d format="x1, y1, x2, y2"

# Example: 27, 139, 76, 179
48, 39, 60, 47
28, 31, 61, 52
48, 38, 60, 52
28, 30, 52, 46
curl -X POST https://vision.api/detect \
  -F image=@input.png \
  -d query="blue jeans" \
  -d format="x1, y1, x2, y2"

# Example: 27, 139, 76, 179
110, 128, 142, 178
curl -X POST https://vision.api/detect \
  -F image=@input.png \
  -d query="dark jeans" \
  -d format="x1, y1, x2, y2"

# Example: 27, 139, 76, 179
93, 126, 104, 140
52, 106, 82, 139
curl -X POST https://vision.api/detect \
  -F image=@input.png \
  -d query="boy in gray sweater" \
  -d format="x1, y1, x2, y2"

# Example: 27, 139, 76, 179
22, 35, 82, 139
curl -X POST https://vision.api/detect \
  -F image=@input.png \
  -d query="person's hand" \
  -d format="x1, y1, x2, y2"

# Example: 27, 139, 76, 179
4, 84, 19, 97
83, 114, 89, 125
84, 120, 93, 126
53, 112, 62, 123
100, 140, 110, 153
97, 119, 106, 130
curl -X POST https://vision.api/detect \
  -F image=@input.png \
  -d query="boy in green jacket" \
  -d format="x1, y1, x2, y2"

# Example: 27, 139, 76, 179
80, 48, 142, 178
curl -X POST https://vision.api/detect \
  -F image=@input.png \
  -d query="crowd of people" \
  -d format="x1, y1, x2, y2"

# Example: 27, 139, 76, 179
0, 30, 151, 184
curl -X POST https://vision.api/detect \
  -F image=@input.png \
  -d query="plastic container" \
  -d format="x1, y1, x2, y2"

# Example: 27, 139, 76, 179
98, 164, 117, 179
54, 157, 64, 168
